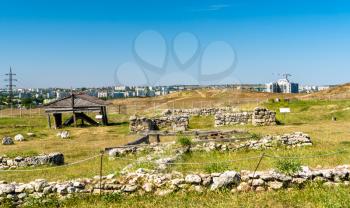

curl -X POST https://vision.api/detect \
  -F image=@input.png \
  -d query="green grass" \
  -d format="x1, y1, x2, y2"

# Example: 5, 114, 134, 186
263, 99, 350, 125
1, 99, 350, 207
171, 141, 350, 174
4, 150, 39, 158
189, 116, 215, 129
15, 184, 350, 208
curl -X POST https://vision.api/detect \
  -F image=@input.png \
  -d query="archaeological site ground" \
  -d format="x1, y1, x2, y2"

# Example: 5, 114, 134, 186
1, 86, 350, 207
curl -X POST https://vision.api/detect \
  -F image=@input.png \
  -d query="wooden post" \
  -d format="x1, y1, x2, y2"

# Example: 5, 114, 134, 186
103, 106, 108, 125
73, 113, 77, 127
47, 114, 51, 129
53, 113, 63, 129
71, 94, 77, 127
99, 151, 104, 196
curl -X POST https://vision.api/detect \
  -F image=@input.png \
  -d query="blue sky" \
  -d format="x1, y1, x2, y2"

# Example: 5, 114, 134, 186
0, 0, 350, 87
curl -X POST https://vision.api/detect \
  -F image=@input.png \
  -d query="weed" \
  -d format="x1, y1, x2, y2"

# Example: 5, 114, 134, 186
177, 135, 192, 147
275, 159, 302, 176
204, 163, 229, 173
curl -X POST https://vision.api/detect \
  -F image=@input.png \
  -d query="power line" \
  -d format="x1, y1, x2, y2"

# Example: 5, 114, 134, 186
4, 67, 17, 105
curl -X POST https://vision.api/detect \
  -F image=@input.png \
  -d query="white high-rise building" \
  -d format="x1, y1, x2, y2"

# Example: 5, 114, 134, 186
266, 78, 299, 94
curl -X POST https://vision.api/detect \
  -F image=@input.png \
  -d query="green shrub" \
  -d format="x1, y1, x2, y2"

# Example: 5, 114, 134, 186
177, 135, 192, 147
101, 193, 122, 203
275, 159, 302, 176
250, 133, 261, 140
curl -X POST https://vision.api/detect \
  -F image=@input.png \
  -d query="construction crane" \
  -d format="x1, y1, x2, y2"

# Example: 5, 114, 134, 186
277, 73, 292, 81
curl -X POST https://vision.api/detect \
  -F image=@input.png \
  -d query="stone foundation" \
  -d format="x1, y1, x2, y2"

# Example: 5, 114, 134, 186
163, 107, 237, 117
2, 165, 350, 206
129, 115, 189, 133
0, 153, 64, 170
215, 107, 276, 127
252, 107, 277, 126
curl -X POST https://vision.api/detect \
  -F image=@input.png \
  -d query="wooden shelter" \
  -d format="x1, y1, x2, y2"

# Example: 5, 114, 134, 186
44, 93, 108, 128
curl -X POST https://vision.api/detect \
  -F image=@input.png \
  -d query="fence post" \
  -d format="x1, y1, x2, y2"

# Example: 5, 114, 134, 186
99, 150, 104, 196
250, 153, 265, 186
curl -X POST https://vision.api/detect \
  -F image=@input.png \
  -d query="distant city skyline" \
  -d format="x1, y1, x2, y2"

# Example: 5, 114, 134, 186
1, 0, 350, 88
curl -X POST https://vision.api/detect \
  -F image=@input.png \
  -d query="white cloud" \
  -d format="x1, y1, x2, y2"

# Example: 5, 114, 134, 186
192, 4, 231, 12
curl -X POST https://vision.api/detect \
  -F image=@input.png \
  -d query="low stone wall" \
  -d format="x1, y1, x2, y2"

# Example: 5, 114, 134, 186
0, 132, 319, 206
0, 153, 64, 170
130, 107, 276, 132
215, 112, 253, 126
215, 107, 276, 127
252, 107, 277, 126
194, 132, 312, 152
163, 107, 237, 117
108, 132, 312, 158
2, 165, 350, 205
129, 117, 156, 133
129, 116, 189, 133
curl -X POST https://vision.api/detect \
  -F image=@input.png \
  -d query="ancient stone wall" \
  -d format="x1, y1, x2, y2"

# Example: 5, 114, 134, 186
129, 115, 189, 133
0, 152, 64, 170
2, 164, 349, 205
252, 107, 277, 126
215, 112, 253, 126
163, 107, 237, 117
0, 132, 321, 206
215, 107, 276, 127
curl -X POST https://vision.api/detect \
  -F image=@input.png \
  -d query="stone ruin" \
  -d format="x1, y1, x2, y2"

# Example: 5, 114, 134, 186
2, 164, 350, 206
129, 115, 189, 133
0, 153, 64, 170
1, 131, 342, 207
0, 131, 339, 206
252, 107, 277, 126
130, 107, 276, 133
214, 112, 252, 126
215, 107, 276, 127
163, 107, 237, 117
109, 132, 313, 158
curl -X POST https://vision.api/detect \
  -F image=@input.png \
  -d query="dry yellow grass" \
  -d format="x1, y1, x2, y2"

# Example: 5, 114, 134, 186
1, 89, 350, 183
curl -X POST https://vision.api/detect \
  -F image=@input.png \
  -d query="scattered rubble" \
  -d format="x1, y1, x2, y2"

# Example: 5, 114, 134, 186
129, 115, 189, 133
2, 165, 350, 206
57, 131, 70, 139
215, 107, 276, 127
0, 153, 64, 170
2, 137, 14, 145
14, 134, 25, 142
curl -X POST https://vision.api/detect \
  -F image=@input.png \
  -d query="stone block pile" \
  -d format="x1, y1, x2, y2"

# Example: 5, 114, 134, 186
163, 107, 237, 117
129, 116, 155, 133
129, 115, 189, 133
277, 132, 313, 147
215, 107, 276, 127
214, 112, 253, 126
192, 132, 312, 152
252, 107, 277, 126
0, 153, 64, 170
3, 165, 350, 206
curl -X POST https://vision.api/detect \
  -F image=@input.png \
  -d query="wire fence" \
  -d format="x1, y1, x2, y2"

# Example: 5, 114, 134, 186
0, 154, 101, 173
0, 147, 347, 174
0, 98, 262, 119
